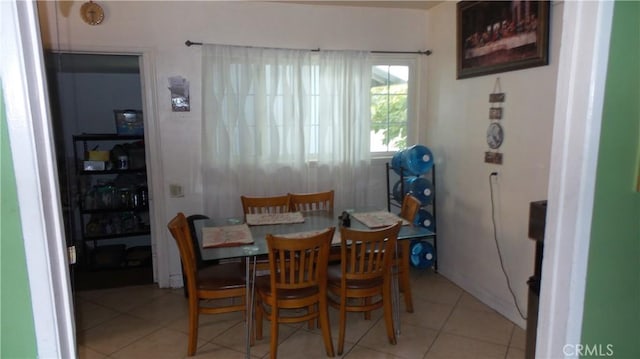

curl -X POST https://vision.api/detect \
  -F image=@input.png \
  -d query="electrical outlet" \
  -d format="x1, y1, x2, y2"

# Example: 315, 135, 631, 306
169, 184, 184, 198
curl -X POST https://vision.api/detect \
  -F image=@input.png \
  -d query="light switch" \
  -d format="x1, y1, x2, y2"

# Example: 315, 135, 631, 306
169, 184, 184, 198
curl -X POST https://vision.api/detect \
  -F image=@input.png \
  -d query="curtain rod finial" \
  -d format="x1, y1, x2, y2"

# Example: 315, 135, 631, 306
425, 50, 432, 56
185, 40, 193, 47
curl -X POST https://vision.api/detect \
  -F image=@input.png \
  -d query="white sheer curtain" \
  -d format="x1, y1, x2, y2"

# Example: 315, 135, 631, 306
202, 44, 372, 219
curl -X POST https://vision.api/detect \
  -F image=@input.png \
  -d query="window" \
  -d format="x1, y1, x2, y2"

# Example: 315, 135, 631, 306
202, 45, 374, 217
369, 57, 417, 155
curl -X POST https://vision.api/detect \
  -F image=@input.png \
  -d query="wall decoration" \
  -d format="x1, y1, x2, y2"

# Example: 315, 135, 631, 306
485, 78, 504, 165
489, 107, 503, 120
80, 1, 105, 26
485, 151, 503, 165
457, 1, 550, 79
486, 122, 504, 149
168, 76, 190, 112
489, 92, 505, 102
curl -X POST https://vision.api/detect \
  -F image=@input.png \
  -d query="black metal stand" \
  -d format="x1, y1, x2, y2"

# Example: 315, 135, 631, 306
385, 162, 438, 272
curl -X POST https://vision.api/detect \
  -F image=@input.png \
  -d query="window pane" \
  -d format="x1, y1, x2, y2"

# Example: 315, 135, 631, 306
370, 64, 409, 153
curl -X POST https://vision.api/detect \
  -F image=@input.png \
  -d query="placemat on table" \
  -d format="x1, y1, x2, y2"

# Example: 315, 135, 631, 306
350, 211, 410, 228
202, 224, 254, 248
278, 228, 341, 245
245, 212, 305, 226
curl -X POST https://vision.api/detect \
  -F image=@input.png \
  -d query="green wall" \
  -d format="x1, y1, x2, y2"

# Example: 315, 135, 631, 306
0, 86, 38, 357
581, 1, 640, 358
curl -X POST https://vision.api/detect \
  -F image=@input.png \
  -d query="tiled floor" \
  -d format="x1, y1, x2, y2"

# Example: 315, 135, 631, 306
74, 269, 526, 358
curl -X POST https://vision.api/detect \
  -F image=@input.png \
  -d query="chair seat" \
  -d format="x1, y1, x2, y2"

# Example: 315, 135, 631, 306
168, 213, 247, 356
198, 262, 246, 291
327, 264, 383, 289
256, 276, 320, 299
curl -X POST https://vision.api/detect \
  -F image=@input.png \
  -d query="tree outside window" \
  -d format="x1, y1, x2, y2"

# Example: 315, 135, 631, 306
370, 65, 409, 153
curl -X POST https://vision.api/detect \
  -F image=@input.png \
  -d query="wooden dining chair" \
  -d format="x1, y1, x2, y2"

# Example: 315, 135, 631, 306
241, 194, 291, 215
255, 227, 336, 359
397, 193, 421, 312
288, 190, 334, 212
167, 213, 246, 357
327, 222, 401, 355
240, 194, 292, 272
180, 214, 219, 297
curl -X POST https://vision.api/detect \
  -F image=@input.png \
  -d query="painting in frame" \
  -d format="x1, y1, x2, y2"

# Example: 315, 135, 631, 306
457, 1, 550, 79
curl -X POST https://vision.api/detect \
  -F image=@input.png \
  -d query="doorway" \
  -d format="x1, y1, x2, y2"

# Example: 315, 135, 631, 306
45, 53, 154, 290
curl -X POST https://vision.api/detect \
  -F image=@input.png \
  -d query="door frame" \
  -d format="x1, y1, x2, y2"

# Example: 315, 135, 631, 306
2, 1, 75, 357
44, 48, 169, 288
537, 1, 614, 357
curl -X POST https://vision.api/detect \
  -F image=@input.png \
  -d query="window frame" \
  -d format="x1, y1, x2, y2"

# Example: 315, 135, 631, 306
369, 54, 420, 158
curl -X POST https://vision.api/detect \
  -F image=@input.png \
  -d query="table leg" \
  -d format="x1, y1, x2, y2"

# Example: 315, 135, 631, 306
245, 256, 256, 358
245, 258, 250, 358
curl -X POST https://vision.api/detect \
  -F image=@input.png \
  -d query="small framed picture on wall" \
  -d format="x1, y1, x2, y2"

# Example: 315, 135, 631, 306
489, 107, 503, 119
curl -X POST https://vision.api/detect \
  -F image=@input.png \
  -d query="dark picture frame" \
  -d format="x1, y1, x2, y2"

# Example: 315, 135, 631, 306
457, 1, 550, 79
489, 107, 503, 119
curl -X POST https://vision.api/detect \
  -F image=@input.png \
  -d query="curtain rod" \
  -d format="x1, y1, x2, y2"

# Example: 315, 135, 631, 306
184, 40, 432, 56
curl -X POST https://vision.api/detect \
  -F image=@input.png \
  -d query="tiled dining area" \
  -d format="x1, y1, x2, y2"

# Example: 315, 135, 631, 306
75, 268, 526, 359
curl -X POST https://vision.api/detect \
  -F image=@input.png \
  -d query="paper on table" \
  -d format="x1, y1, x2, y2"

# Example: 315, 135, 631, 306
350, 211, 410, 228
245, 212, 305, 226
278, 228, 341, 245
202, 224, 254, 248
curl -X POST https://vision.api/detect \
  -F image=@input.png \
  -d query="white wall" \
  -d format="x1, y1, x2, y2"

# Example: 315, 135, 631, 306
37, 1, 429, 287
38, 1, 564, 328
424, 2, 563, 328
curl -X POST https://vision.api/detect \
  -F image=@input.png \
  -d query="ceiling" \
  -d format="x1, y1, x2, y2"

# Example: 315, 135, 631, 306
274, 1, 443, 10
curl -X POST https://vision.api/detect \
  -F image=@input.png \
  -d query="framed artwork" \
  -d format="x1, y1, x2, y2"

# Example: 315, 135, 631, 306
457, 1, 550, 79
489, 107, 503, 119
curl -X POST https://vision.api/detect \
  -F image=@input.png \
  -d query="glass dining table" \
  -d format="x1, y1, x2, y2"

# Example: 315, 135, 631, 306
191, 209, 435, 357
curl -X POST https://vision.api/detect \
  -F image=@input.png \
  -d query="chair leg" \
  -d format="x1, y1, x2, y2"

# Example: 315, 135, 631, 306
187, 298, 199, 356
337, 295, 347, 355
400, 241, 414, 313
382, 282, 397, 345
270, 306, 279, 359
318, 296, 335, 357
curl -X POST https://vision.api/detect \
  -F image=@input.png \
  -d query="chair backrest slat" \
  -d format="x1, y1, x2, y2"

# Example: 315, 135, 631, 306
340, 222, 401, 282
267, 228, 334, 291
289, 190, 334, 212
241, 195, 291, 215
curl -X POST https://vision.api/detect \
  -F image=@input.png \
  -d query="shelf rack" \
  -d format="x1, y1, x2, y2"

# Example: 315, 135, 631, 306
385, 162, 438, 271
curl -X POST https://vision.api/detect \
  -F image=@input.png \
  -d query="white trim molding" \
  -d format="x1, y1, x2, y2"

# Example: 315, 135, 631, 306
1, 1, 75, 357
538, 1, 614, 358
